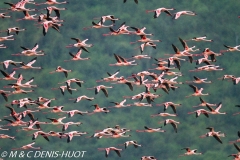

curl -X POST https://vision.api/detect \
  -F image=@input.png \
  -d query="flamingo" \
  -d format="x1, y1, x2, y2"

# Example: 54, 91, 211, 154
88, 104, 110, 115
87, 85, 113, 97
118, 140, 142, 148
109, 54, 137, 66
45, 6, 66, 19
93, 15, 120, 24
0, 35, 15, 42
192, 97, 217, 108
179, 147, 202, 156
190, 36, 213, 42
96, 70, 121, 82
69, 95, 94, 103
129, 54, 151, 60
179, 37, 199, 52
200, 127, 225, 144
195, 56, 212, 65
221, 44, 240, 53
46, 117, 66, 125
64, 50, 90, 61
167, 44, 194, 62
49, 66, 72, 78
188, 109, 210, 118
156, 102, 182, 113
98, 147, 122, 157
66, 110, 89, 118
61, 131, 87, 143
185, 76, 212, 84
136, 42, 156, 53
16, 120, 41, 132
206, 102, 226, 115
108, 99, 131, 108
51, 85, 77, 95
167, 56, 186, 70
0, 27, 26, 35
66, 38, 93, 53
12, 43, 45, 56
141, 156, 157, 160
16, 11, 37, 21
159, 119, 180, 133
32, 131, 49, 141
62, 122, 82, 132
218, 74, 235, 80
12, 142, 40, 150
0, 134, 15, 140
0, 13, 11, 18
83, 21, 114, 30
151, 112, 177, 117
13, 57, 42, 70
136, 126, 166, 133
129, 102, 152, 107
129, 27, 153, 36
0, 44, 7, 48
112, 77, 134, 91
146, 7, 175, 18
172, 10, 197, 20
42, 20, 61, 36
130, 35, 161, 44
58, 78, 84, 88
36, 0, 68, 5
0, 70, 17, 81
35, 99, 54, 109
186, 85, 209, 97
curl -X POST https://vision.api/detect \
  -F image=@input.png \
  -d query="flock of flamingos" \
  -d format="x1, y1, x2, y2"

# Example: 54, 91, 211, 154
0, 0, 240, 159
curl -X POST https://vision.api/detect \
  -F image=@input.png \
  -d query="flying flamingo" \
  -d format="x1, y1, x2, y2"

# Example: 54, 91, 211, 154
87, 85, 113, 97
135, 42, 156, 53
0, 27, 26, 35
62, 122, 82, 131
118, 140, 142, 148
109, 54, 137, 66
61, 131, 88, 143
151, 112, 177, 117
130, 35, 161, 44
146, 7, 175, 18
141, 156, 157, 160
188, 109, 210, 118
159, 119, 180, 133
179, 147, 202, 156
0, 60, 23, 69
179, 37, 199, 52
136, 126, 166, 133
42, 20, 61, 36
66, 110, 89, 117
0, 44, 7, 48
192, 97, 217, 108
205, 102, 226, 115
66, 38, 93, 53
45, 6, 66, 19
93, 15, 120, 24
0, 70, 17, 81
129, 27, 153, 36
172, 10, 197, 20
12, 43, 45, 56
108, 99, 131, 108
186, 85, 209, 97
221, 44, 240, 53
200, 127, 225, 144
35, 0, 68, 5
13, 57, 42, 70
88, 104, 110, 115
189, 36, 213, 42
69, 95, 94, 103
96, 70, 121, 82
83, 21, 114, 30
64, 50, 90, 61
98, 147, 122, 157
0, 13, 11, 18
51, 85, 77, 95
12, 142, 41, 150
0, 35, 15, 42
46, 117, 66, 125
0, 134, 15, 140
156, 102, 182, 113
16, 11, 37, 21
49, 66, 72, 78
32, 131, 49, 141
185, 76, 212, 84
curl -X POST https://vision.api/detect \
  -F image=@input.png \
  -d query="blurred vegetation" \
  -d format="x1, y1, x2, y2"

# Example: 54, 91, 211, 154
0, 0, 240, 160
